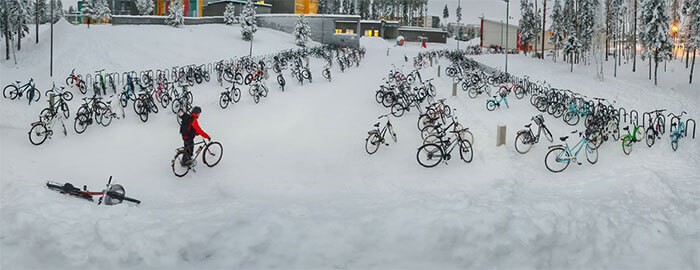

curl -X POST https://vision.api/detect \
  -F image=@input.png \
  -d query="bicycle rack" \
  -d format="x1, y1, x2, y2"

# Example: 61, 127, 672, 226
84, 74, 93, 91
686, 119, 696, 139
618, 107, 627, 122
629, 110, 639, 126
110, 72, 120, 87
642, 112, 652, 128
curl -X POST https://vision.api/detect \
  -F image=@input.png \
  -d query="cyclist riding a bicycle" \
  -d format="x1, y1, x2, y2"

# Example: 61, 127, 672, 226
180, 106, 210, 166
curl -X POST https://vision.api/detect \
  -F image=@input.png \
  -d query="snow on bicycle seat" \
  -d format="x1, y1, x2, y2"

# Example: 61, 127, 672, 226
559, 136, 569, 141
525, 124, 532, 128
374, 123, 380, 127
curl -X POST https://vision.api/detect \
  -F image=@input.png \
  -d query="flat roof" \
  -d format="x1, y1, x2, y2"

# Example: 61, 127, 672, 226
398, 26, 447, 33
205, 0, 271, 7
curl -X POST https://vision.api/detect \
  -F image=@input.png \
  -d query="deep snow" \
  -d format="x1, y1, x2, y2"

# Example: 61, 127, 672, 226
1, 22, 699, 269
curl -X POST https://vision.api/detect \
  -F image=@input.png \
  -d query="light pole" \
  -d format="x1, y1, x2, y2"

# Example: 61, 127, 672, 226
457, 0, 461, 50
50, 0, 54, 77
503, 0, 509, 74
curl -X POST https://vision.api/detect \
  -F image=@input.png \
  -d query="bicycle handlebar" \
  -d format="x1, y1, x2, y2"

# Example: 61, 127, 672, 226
667, 111, 687, 118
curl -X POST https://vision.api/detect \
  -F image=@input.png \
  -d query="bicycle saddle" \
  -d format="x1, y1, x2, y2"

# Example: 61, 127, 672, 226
374, 123, 380, 127
492, 96, 497, 99
623, 126, 629, 131
524, 124, 532, 128
559, 136, 569, 141
15, 80, 21, 84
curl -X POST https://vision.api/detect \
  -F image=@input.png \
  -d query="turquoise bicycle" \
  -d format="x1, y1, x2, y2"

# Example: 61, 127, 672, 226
668, 111, 687, 151
486, 92, 509, 111
545, 130, 599, 173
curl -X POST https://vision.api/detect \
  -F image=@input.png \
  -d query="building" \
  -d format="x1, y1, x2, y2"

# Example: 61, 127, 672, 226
202, 0, 272, 17
154, 0, 206, 17
480, 18, 518, 50
265, 0, 317, 14
422, 16, 440, 29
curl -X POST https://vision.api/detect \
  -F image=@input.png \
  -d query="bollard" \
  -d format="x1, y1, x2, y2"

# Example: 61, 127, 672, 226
437, 65, 441, 77
48, 93, 55, 109
497, 125, 507, 146
452, 82, 457, 97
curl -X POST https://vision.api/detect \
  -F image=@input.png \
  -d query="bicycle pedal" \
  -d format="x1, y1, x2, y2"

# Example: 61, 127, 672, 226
577, 162, 582, 165
384, 144, 389, 146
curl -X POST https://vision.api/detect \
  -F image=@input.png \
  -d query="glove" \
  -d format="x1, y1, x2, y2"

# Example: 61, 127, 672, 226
207, 137, 212, 142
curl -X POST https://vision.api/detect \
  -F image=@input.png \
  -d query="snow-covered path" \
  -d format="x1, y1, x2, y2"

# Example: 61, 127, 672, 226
1, 24, 699, 269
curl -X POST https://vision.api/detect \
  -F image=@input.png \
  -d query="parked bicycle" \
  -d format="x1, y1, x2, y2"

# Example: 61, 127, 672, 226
544, 130, 598, 173
3, 79, 41, 104
365, 114, 397, 155
514, 114, 553, 154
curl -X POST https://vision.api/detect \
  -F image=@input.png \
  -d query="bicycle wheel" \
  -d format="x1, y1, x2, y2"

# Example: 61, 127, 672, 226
61, 103, 70, 119
100, 108, 113, 127
514, 132, 533, 154
232, 88, 241, 103
365, 133, 380, 154
545, 147, 570, 173
172, 151, 191, 177
417, 114, 433, 131
381, 93, 395, 107
63, 91, 74, 101
74, 113, 89, 134
138, 107, 149, 122
253, 94, 260, 104
78, 81, 87, 94
66, 76, 73, 86
203, 142, 223, 167
460, 130, 474, 145
420, 125, 439, 140
416, 144, 443, 168
486, 100, 496, 111
645, 127, 655, 147
459, 140, 474, 163
586, 143, 598, 164
514, 86, 525, 99
160, 94, 171, 108
552, 104, 566, 118
621, 137, 633, 155
563, 112, 579, 126
29, 124, 48, 146
391, 103, 405, 117
542, 126, 553, 142
3, 85, 18, 99
671, 140, 678, 151
388, 124, 397, 143
468, 88, 478, 99
260, 84, 268, 97
219, 93, 230, 109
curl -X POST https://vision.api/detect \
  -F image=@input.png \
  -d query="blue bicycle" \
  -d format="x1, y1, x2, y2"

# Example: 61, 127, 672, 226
3, 79, 41, 104
486, 91, 509, 111
545, 130, 599, 173
668, 111, 687, 151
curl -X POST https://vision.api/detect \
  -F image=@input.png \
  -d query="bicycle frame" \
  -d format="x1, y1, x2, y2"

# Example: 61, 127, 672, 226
556, 136, 589, 162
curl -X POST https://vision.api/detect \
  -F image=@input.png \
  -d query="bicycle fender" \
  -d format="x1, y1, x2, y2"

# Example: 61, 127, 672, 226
548, 144, 563, 149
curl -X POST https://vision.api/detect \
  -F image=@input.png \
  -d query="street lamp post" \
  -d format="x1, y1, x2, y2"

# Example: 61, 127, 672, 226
503, 0, 509, 74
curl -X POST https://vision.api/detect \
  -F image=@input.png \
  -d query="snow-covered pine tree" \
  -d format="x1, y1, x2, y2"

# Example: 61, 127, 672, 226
317, 0, 327, 14
223, 3, 236, 25
94, 0, 111, 23
81, 0, 95, 27
576, 0, 599, 54
359, 0, 369, 18
9, 0, 31, 50
166, 0, 184, 27
519, 0, 538, 55
638, 0, 673, 85
136, 0, 154, 15
456, 4, 462, 24
681, 0, 699, 83
549, 0, 564, 61
239, 0, 257, 41
294, 14, 311, 47
32, 0, 48, 24
46, 0, 63, 24
443, 4, 449, 19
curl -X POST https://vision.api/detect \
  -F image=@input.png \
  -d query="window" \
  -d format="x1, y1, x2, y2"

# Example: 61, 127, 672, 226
365, 30, 372, 36
374, 30, 379, 37
335, 29, 343, 34
346, 29, 354, 34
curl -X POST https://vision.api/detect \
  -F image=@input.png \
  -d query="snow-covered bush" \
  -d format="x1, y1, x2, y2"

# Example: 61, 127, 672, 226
239, 0, 257, 40
166, 0, 184, 28
294, 14, 310, 47
224, 3, 237, 25
136, 0, 154, 15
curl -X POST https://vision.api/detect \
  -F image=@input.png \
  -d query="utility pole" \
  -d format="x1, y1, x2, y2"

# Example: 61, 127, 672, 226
505, 0, 509, 74
50, 0, 54, 77
36, 0, 39, 43
457, 0, 461, 50
4, 0, 9, 60
541, 0, 546, 59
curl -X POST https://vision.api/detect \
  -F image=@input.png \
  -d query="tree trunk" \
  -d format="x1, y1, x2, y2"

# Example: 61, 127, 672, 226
524, 42, 528, 55
570, 52, 574, 72
691, 49, 696, 84
632, 0, 637, 72
654, 51, 658, 85
649, 56, 652, 80
4, 0, 9, 60
17, 17, 21, 51
541, 0, 546, 59
686, 47, 690, 68
36, 0, 39, 44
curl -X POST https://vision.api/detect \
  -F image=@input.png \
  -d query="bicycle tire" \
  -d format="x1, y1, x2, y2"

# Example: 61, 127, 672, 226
203, 142, 223, 167
232, 88, 241, 103
545, 147, 570, 173
416, 144, 443, 168
514, 132, 533, 154
621, 137, 633, 155
486, 100, 496, 111
172, 151, 190, 177
391, 103, 405, 117
29, 123, 48, 145
365, 133, 380, 154
3, 85, 18, 99
645, 127, 655, 147
219, 93, 230, 109
671, 140, 678, 151
74, 113, 89, 134
586, 143, 598, 164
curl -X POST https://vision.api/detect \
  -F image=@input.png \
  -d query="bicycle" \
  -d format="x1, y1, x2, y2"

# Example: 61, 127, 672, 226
3, 79, 41, 104
322, 63, 332, 82
365, 114, 397, 155
65, 68, 87, 94
249, 80, 268, 104
620, 123, 643, 155
74, 96, 109, 134
544, 130, 599, 173
219, 82, 242, 109
514, 114, 553, 154
416, 128, 474, 168
29, 106, 67, 146
171, 139, 224, 177
46, 176, 140, 205
668, 111, 687, 151
486, 92, 509, 111
42, 83, 73, 119
644, 109, 666, 147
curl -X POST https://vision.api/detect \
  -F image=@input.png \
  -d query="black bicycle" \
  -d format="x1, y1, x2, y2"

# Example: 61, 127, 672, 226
416, 129, 474, 168
171, 139, 224, 177
514, 114, 554, 154
3, 79, 41, 104
365, 114, 397, 155
219, 82, 242, 109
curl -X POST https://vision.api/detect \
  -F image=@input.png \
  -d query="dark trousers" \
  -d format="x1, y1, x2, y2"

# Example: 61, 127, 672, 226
183, 137, 194, 161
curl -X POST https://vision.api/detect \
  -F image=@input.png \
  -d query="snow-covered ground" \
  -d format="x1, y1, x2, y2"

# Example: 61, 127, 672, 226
1, 22, 699, 269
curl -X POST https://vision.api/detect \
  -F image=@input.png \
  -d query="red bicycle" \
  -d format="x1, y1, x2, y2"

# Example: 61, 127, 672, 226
498, 81, 525, 99
66, 68, 87, 94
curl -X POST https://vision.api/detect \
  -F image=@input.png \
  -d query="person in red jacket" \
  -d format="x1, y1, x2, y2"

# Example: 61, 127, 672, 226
180, 106, 210, 166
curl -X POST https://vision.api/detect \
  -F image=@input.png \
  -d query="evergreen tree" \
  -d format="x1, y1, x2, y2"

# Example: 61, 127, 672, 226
9, 0, 31, 50
455, 4, 461, 23
67, 5, 75, 14
294, 14, 310, 47
317, 0, 327, 14
359, 0, 370, 18
136, 0, 154, 15
48, 0, 63, 24
639, 0, 673, 85
577, 0, 599, 52
166, 0, 184, 27
519, 0, 538, 55
81, 0, 95, 27
94, 0, 111, 23
442, 4, 448, 19
223, 3, 236, 25
550, 0, 564, 61
681, 0, 699, 82
239, 0, 257, 41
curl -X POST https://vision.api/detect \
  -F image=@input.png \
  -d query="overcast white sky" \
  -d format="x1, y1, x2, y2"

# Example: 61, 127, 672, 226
62, 0, 522, 26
